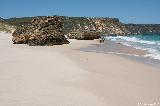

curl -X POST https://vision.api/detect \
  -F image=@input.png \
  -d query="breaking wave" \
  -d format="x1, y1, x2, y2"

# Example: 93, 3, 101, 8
106, 35, 160, 61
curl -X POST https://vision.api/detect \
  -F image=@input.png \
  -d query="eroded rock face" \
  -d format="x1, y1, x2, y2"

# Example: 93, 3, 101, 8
68, 30, 100, 40
64, 17, 126, 39
12, 16, 70, 46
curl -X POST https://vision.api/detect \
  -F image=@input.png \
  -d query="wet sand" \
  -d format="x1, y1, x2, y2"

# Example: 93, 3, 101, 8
0, 32, 160, 106
80, 40, 160, 68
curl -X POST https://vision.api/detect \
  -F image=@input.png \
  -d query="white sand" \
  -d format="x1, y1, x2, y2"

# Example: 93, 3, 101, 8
0, 32, 160, 106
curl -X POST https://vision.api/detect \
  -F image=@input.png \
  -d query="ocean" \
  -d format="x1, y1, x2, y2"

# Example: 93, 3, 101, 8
106, 34, 160, 61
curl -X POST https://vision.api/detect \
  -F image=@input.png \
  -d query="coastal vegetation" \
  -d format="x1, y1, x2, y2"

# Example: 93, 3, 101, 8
0, 22, 15, 33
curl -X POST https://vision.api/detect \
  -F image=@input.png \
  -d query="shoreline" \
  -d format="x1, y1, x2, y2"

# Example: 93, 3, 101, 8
0, 32, 160, 106
80, 39, 160, 69
61, 39, 160, 106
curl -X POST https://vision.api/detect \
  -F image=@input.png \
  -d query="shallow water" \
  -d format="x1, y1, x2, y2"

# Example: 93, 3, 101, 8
106, 34, 160, 61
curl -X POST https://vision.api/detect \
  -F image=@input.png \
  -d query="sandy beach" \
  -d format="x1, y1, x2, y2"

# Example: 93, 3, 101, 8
0, 32, 160, 106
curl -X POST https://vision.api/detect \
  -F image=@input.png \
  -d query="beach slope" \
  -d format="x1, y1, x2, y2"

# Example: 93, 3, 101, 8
0, 32, 160, 106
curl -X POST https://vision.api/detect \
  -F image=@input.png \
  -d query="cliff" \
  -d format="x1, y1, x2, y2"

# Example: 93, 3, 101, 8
125, 24, 160, 35
6, 16, 160, 37
62, 17, 127, 39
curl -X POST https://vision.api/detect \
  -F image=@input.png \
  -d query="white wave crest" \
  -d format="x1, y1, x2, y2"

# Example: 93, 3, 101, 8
106, 36, 156, 45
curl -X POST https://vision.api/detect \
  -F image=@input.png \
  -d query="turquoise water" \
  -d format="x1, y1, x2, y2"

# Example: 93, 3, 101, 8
106, 35, 160, 60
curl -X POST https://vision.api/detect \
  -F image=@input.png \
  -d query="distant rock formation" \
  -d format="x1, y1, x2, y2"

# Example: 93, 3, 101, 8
12, 16, 70, 46
125, 24, 160, 35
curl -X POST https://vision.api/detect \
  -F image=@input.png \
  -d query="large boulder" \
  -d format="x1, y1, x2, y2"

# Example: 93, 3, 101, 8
12, 16, 70, 46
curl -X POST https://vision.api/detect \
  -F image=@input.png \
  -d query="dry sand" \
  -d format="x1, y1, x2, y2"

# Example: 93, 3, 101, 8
0, 32, 160, 106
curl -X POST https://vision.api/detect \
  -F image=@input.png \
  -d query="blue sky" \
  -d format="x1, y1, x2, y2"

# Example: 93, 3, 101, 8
0, 0, 160, 24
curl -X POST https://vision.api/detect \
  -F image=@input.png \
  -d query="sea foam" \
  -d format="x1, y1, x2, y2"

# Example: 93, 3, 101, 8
106, 35, 160, 61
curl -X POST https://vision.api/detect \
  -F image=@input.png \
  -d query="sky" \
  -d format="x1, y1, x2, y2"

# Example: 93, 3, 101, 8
0, 0, 160, 24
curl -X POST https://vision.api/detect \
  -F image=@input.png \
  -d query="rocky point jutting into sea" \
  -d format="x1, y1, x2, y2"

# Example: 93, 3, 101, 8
3, 15, 160, 46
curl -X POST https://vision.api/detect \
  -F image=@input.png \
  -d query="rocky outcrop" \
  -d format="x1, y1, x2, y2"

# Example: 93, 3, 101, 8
125, 24, 160, 35
63, 17, 160, 36
63, 17, 126, 38
12, 16, 70, 46
9, 16, 160, 43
